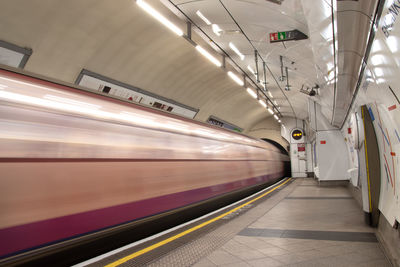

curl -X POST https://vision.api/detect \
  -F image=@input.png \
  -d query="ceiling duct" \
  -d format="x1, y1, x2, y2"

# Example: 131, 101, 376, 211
331, 0, 379, 127
301, 0, 379, 127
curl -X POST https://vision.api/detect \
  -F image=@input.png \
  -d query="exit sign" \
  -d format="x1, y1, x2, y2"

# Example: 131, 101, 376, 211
269, 29, 308, 43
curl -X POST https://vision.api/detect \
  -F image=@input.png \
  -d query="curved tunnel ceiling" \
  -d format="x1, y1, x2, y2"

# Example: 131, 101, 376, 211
0, 0, 377, 133
168, 0, 317, 120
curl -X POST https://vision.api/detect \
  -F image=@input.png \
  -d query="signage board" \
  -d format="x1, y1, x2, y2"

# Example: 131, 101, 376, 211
76, 69, 198, 119
269, 29, 308, 43
207, 116, 242, 132
297, 143, 305, 152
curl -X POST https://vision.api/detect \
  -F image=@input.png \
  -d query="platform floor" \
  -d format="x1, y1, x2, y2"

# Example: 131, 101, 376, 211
83, 178, 392, 266
190, 178, 391, 267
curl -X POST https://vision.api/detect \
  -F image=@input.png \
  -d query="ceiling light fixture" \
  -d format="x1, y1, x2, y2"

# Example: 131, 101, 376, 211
212, 24, 222, 36
196, 10, 211, 25
229, 42, 245, 60
374, 67, 384, 77
247, 65, 256, 76
267, 107, 274, 114
267, 90, 273, 98
278, 119, 281, 123
259, 99, 267, 108
227, 71, 244, 86
259, 80, 265, 89
274, 114, 279, 120
136, 0, 183, 36
196, 45, 222, 67
246, 88, 257, 99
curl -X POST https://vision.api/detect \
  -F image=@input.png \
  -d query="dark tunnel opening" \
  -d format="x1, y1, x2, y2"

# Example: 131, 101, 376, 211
261, 138, 289, 155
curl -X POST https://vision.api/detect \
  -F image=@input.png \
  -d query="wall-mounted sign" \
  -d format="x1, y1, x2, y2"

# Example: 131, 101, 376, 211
269, 29, 308, 43
75, 69, 198, 119
292, 129, 303, 140
0, 40, 32, 68
207, 116, 242, 132
297, 143, 305, 152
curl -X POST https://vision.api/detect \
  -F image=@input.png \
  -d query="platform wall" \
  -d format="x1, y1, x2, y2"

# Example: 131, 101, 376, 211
342, 0, 400, 234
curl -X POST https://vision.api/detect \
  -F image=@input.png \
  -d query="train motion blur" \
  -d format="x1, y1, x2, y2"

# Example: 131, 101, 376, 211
0, 68, 289, 264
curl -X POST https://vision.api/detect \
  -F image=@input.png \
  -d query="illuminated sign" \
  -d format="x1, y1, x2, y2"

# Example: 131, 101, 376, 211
269, 29, 308, 43
292, 129, 303, 140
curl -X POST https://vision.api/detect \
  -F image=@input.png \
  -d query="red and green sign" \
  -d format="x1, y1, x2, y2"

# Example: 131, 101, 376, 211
269, 29, 308, 43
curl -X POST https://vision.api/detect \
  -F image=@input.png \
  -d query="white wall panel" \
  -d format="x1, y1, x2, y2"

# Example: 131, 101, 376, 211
316, 130, 349, 181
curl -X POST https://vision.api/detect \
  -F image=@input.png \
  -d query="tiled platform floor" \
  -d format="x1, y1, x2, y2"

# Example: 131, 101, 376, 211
189, 178, 392, 267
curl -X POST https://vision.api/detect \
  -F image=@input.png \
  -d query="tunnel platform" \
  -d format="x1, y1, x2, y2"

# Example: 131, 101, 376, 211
76, 178, 392, 267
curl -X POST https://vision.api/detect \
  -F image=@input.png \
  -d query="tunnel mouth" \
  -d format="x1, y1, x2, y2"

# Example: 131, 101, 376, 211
261, 138, 289, 155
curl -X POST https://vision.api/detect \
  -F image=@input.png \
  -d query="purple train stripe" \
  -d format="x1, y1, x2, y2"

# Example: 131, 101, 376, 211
0, 172, 283, 258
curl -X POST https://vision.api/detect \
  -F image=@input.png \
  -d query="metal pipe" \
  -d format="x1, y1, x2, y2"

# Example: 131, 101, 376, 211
255, 50, 259, 83
285, 67, 289, 90
263, 61, 267, 91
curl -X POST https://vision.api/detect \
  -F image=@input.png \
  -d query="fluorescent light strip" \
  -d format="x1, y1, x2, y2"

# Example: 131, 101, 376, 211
246, 88, 257, 99
258, 99, 266, 108
195, 45, 221, 67
196, 10, 211, 25
229, 42, 245, 60
212, 24, 222, 36
267, 107, 274, 114
274, 114, 279, 120
267, 91, 273, 98
247, 66, 256, 76
278, 119, 281, 123
227, 71, 244, 86
136, 0, 183, 36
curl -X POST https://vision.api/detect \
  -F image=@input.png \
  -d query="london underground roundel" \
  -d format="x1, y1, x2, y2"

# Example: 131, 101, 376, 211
292, 129, 303, 140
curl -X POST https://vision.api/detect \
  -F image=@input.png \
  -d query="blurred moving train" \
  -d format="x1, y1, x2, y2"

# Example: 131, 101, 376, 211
0, 68, 290, 265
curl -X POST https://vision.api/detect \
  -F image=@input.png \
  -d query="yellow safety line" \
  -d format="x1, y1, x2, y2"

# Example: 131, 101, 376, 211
106, 178, 292, 267
361, 107, 373, 212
